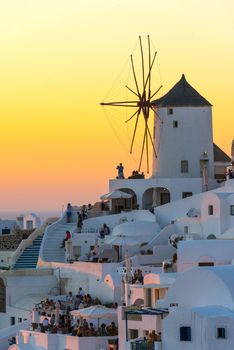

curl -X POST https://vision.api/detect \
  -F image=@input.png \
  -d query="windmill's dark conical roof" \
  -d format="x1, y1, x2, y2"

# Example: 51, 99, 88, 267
213, 143, 231, 163
153, 74, 212, 107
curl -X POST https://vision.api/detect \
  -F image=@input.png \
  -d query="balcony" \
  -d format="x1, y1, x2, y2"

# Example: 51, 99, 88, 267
130, 340, 161, 350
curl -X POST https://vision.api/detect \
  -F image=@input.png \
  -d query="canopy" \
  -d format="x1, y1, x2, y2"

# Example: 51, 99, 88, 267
100, 190, 132, 200
70, 305, 117, 319
106, 235, 138, 246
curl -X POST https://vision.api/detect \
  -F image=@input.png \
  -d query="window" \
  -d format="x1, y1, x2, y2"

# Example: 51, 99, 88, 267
180, 326, 191, 341
217, 327, 226, 339
198, 262, 214, 267
184, 226, 189, 234
168, 108, 173, 115
18, 317, 22, 323
181, 160, 189, 173
173, 120, 178, 128
208, 205, 213, 215
170, 303, 178, 307
2, 228, 10, 235
230, 205, 234, 216
182, 192, 192, 198
26, 220, 34, 230
129, 329, 139, 340
10, 317, 15, 326
146, 288, 152, 307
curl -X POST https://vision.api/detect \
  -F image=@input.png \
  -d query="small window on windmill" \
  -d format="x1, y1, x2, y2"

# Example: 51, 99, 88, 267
180, 326, 191, 341
230, 205, 234, 216
173, 120, 178, 128
181, 160, 189, 173
168, 108, 173, 115
217, 327, 226, 339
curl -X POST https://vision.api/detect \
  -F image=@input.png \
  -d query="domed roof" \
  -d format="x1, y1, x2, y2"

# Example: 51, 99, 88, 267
165, 265, 234, 310
112, 221, 161, 241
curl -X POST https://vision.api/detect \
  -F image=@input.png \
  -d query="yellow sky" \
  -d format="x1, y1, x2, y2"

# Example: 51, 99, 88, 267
0, 0, 234, 211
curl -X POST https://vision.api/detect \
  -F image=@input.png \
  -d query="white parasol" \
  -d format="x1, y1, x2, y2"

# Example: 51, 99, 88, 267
100, 190, 132, 200
70, 305, 117, 320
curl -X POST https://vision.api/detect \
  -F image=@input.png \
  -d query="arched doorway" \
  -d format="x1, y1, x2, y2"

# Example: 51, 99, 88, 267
142, 187, 170, 209
0, 278, 6, 313
113, 188, 138, 213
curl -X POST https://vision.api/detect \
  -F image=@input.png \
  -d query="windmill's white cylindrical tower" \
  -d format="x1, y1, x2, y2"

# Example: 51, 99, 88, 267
231, 139, 234, 163
152, 74, 214, 181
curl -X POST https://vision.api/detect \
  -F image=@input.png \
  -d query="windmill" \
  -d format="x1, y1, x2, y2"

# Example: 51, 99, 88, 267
100, 35, 162, 174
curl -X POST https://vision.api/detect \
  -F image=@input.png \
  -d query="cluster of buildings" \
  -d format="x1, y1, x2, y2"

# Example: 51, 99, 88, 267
0, 75, 234, 350
0, 214, 41, 237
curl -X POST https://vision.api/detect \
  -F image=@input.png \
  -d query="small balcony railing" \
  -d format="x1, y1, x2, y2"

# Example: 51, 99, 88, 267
130, 340, 155, 350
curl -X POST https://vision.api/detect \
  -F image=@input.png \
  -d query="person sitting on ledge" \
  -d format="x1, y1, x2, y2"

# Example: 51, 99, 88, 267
61, 230, 71, 248
99, 223, 110, 238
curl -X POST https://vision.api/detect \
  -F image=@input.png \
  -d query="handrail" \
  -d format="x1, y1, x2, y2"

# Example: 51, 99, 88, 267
38, 217, 63, 263
9, 217, 59, 267
38, 209, 78, 264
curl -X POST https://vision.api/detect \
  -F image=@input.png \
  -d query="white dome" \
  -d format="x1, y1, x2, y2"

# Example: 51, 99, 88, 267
112, 221, 161, 241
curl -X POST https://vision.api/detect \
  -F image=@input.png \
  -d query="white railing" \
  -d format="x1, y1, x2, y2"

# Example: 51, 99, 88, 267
38, 209, 78, 264
9, 218, 58, 267
38, 217, 63, 264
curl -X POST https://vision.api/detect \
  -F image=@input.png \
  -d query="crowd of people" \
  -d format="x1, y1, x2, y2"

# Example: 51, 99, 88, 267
71, 320, 118, 337
32, 316, 118, 338
31, 290, 119, 338
132, 269, 144, 284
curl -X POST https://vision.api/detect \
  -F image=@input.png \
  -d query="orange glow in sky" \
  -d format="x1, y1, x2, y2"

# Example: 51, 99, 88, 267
0, 0, 234, 211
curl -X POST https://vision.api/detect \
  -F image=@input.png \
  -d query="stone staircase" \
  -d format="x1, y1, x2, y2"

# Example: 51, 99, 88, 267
41, 222, 77, 263
13, 235, 44, 269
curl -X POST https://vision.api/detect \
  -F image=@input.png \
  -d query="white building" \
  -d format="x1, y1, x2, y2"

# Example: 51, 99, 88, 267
155, 178, 234, 239
20, 214, 41, 230
161, 265, 234, 350
109, 75, 230, 211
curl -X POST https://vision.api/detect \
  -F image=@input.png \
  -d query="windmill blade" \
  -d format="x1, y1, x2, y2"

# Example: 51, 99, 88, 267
146, 122, 157, 158
139, 36, 145, 91
148, 35, 151, 100
130, 109, 141, 153
125, 108, 140, 123
130, 55, 141, 98
150, 85, 163, 100
100, 100, 138, 105
145, 122, 149, 173
143, 51, 157, 92
125, 85, 139, 98
138, 128, 146, 172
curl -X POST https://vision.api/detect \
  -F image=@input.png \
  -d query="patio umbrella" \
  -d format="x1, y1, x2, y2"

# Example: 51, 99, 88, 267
70, 305, 117, 319
100, 190, 132, 200
70, 305, 117, 328
100, 190, 133, 213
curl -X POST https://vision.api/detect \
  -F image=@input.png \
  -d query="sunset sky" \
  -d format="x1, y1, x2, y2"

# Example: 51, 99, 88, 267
0, 0, 234, 211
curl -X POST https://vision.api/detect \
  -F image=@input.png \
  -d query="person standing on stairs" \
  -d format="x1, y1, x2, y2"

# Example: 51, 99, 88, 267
66, 203, 72, 223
